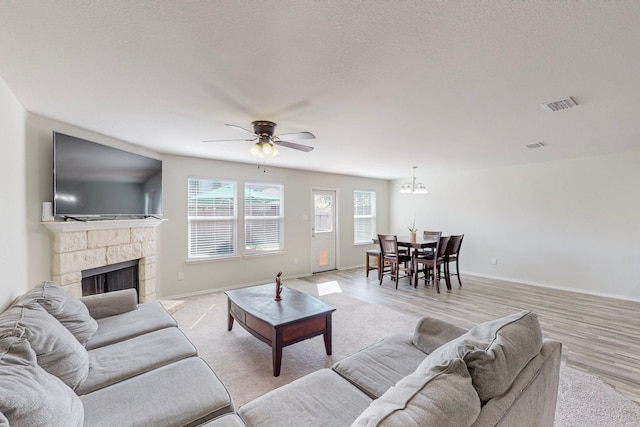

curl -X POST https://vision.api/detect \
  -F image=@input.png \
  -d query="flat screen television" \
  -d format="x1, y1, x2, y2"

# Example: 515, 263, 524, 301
53, 131, 163, 218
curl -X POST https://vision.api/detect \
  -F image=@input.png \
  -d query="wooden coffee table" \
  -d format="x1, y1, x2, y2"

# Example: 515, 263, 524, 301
225, 284, 336, 377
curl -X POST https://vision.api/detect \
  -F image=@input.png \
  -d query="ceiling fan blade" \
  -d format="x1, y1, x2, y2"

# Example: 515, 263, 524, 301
202, 137, 256, 143
225, 124, 257, 136
275, 131, 315, 140
274, 139, 314, 152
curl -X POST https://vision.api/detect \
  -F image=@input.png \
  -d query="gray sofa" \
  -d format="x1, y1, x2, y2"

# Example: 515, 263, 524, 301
204, 310, 562, 427
0, 281, 234, 427
1, 281, 562, 427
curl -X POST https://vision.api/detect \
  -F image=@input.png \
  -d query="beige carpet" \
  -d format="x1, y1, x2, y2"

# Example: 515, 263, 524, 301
172, 279, 640, 425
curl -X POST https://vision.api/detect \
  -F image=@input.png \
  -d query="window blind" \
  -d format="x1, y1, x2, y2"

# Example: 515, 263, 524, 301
245, 182, 284, 253
354, 190, 376, 244
188, 178, 237, 258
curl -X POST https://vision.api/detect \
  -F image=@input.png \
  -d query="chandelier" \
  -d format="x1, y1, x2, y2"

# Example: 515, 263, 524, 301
249, 136, 280, 159
399, 166, 428, 194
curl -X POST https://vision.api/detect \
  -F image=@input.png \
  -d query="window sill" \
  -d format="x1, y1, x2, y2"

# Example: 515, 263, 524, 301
186, 254, 241, 264
243, 250, 286, 259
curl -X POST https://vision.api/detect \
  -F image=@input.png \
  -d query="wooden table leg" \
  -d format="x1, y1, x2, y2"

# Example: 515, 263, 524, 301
323, 313, 333, 355
273, 327, 283, 377
227, 299, 234, 331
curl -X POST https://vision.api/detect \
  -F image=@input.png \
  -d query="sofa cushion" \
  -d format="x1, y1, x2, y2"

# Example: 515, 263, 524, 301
417, 310, 543, 402
199, 413, 248, 427
84, 301, 177, 350
412, 316, 468, 354
0, 303, 89, 390
238, 369, 373, 427
19, 280, 98, 344
77, 326, 197, 394
352, 358, 481, 427
80, 356, 234, 427
332, 332, 427, 398
0, 336, 84, 427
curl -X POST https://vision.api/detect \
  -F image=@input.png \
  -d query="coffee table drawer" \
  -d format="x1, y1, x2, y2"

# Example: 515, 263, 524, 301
229, 302, 245, 324
282, 316, 326, 342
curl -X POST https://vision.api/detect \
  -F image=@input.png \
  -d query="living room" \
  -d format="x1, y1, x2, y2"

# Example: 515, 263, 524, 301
1, 1, 640, 425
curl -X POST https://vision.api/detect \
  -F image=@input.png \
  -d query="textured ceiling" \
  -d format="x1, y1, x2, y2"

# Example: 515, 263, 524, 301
1, 1, 639, 180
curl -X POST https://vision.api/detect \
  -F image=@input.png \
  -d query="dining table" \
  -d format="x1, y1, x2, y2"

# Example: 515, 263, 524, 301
373, 236, 438, 282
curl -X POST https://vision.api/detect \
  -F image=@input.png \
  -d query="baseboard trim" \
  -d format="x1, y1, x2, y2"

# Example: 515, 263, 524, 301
163, 272, 311, 300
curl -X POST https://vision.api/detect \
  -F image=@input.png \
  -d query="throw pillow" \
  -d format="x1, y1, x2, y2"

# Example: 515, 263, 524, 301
0, 303, 90, 390
18, 281, 98, 344
351, 358, 480, 427
417, 310, 543, 402
412, 317, 468, 354
0, 336, 84, 427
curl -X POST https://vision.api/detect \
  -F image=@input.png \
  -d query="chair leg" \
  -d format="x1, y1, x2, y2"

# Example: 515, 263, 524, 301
365, 254, 370, 277
377, 256, 383, 281
394, 263, 399, 289
445, 266, 452, 290
456, 259, 462, 286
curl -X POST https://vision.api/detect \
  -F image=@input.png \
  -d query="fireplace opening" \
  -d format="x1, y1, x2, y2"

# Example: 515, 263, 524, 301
82, 260, 139, 302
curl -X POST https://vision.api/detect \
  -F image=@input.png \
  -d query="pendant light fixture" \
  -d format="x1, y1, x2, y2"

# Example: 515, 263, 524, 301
399, 166, 428, 194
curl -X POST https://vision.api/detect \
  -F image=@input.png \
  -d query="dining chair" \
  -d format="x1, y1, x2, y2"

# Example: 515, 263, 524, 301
377, 234, 412, 289
444, 234, 464, 287
365, 249, 382, 280
413, 234, 449, 292
417, 230, 441, 256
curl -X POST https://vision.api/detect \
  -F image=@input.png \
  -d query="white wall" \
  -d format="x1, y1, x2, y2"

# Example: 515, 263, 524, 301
390, 152, 640, 301
0, 77, 28, 310
159, 155, 389, 298
22, 114, 389, 299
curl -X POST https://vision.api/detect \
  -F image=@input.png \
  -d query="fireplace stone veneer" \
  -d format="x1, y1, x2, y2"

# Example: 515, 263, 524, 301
43, 219, 163, 303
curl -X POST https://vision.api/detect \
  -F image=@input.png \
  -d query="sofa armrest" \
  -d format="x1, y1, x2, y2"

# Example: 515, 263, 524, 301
80, 289, 138, 319
413, 317, 468, 354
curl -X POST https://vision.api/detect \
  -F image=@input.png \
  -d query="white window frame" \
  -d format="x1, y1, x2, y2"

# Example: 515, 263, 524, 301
244, 181, 284, 255
354, 190, 376, 244
187, 177, 237, 259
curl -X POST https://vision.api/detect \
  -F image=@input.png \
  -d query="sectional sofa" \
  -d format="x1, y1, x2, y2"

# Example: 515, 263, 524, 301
0, 281, 233, 427
0, 281, 562, 427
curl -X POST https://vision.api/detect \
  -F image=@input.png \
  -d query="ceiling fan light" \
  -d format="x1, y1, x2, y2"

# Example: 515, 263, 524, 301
261, 142, 273, 156
249, 143, 261, 156
271, 146, 280, 157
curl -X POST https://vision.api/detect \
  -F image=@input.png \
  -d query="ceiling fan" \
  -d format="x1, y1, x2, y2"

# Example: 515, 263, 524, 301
204, 120, 315, 158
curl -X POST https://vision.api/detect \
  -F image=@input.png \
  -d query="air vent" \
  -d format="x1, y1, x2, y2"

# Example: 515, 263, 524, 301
526, 142, 545, 149
541, 97, 577, 112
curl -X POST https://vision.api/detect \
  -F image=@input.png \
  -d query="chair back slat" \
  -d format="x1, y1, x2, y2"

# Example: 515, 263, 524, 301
423, 230, 441, 240
437, 236, 450, 257
378, 234, 399, 258
446, 234, 464, 257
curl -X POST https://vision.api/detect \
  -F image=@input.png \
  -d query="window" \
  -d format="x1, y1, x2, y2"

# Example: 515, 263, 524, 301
314, 194, 333, 233
244, 182, 284, 254
188, 178, 237, 258
354, 190, 376, 244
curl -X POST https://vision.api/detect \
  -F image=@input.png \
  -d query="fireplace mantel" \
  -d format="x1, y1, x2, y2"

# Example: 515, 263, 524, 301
41, 218, 165, 233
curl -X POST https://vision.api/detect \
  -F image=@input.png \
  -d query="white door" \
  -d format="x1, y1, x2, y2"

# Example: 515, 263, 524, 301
311, 189, 336, 273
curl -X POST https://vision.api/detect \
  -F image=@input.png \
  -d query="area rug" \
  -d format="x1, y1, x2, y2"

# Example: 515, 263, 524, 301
172, 283, 640, 425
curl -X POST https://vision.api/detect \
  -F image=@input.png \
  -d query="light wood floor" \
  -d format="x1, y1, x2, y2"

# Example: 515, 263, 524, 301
295, 267, 640, 405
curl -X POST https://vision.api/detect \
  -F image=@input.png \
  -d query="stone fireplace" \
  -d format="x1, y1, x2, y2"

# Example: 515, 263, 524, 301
43, 219, 162, 303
